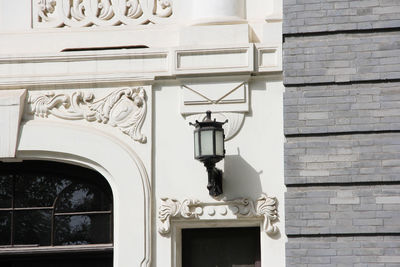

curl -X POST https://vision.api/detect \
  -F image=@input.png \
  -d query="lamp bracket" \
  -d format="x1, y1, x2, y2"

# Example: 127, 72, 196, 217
204, 162, 223, 197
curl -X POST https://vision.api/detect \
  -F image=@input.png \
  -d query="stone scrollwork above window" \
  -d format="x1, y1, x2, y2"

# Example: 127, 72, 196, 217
28, 87, 147, 143
158, 194, 279, 237
34, 0, 173, 28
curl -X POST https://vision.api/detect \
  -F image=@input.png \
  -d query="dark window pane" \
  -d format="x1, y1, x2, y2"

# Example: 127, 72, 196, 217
55, 183, 112, 213
0, 175, 12, 208
0, 251, 113, 267
14, 174, 71, 208
182, 227, 261, 267
54, 214, 111, 245
14, 210, 51, 246
0, 211, 11, 245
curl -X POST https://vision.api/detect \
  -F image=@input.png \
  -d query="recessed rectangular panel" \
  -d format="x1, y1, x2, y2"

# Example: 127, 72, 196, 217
175, 45, 254, 75
183, 82, 246, 105
260, 49, 277, 67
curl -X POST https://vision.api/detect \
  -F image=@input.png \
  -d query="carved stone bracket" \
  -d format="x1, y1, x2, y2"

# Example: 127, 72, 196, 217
34, 0, 173, 28
28, 87, 147, 143
180, 77, 250, 141
158, 194, 279, 236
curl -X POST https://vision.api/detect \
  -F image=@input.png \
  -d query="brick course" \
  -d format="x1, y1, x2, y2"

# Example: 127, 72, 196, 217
284, 0, 400, 34
285, 133, 400, 184
286, 236, 400, 266
286, 185, 400, 235
284, 32, 400, 84
284, 82, 400, 134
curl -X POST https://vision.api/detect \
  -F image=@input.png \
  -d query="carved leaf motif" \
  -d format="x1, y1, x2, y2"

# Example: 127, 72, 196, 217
158, 194, 279, 237
155, 0, 172, 17
28, 87, 147, 143
126, 0, 143, 18
255, 194, 279, 235
37, 0, 57, 22
158, 198, 180, 235
34, 0, 173, 27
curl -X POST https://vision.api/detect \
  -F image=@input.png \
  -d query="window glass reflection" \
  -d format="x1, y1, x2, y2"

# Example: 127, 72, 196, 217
14, 210, 51, 246
55, 184, 112, 213
14, 174, 72, 208
54, 214, 111, 245
0, 212, 11, 246
0, 161, 113, 248
0, 175, 12, 208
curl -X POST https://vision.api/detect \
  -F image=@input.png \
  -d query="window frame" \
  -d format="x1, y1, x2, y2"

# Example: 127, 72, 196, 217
0, 160, 114, 256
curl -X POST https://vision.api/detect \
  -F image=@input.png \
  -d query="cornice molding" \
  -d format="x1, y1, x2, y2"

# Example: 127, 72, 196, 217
158, 194, 279, 237
28, 87, 147, 143
0, 44, 281, 88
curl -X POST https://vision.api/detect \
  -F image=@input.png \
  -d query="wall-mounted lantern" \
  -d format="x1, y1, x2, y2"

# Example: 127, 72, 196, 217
190, 111, 227, 197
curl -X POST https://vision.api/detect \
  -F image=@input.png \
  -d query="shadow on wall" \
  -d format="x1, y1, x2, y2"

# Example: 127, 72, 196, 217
223, 149, 263, 199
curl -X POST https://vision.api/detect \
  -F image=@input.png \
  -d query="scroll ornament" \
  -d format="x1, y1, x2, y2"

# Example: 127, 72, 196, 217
35, 0, 173, 28
28, 87, 147, 143
158, 194, 279, 236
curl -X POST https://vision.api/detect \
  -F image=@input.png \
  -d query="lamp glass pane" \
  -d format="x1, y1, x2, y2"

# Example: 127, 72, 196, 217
200, 130, 214, 156
215, 130, 224, 156
194, 131, 200, 158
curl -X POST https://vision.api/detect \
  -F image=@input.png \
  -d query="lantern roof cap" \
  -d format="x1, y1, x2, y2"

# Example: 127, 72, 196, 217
189, 110, 228, 129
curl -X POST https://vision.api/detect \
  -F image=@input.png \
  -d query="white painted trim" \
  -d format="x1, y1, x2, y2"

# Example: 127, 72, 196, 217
0, 44, 284, 88
15, 120, 152, 267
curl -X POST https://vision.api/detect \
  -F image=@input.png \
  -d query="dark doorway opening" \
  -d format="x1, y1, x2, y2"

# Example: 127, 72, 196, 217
182, 227, 261, 267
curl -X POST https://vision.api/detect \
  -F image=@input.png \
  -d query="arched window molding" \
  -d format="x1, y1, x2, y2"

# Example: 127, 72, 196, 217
13, 119, 152, 267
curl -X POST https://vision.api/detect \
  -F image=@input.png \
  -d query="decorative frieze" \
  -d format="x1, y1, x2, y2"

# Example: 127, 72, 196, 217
28, 87, 147, 143
34, 0, 173, 28
158, 194, 279, 236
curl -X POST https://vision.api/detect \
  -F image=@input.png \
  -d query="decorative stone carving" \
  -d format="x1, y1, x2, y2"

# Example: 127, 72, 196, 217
34, 0, 173, 28
28, 87, 147, 143
158, 194, 279, 236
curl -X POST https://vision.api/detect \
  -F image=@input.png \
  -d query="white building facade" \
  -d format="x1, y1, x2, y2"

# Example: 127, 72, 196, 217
0, 1, 285, 266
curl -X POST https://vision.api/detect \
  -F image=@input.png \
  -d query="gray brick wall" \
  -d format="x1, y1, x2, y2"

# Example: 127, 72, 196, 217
284, 82, 400, 134
286, 185, 400, 235
283, 0, 400, 267
286, 133, 400, 184
284, 32, 400, 84
287, 236, 400, 266
283, 0, 400, 265
284, 0, 400, 34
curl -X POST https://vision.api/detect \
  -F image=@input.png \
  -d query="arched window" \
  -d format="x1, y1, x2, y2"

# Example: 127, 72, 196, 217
0, 161, 113, 267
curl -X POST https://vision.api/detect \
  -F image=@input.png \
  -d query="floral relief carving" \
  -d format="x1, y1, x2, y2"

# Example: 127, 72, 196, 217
28, 87, 147, 143
158, 194, 279, 236
34, 0, 173, 28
